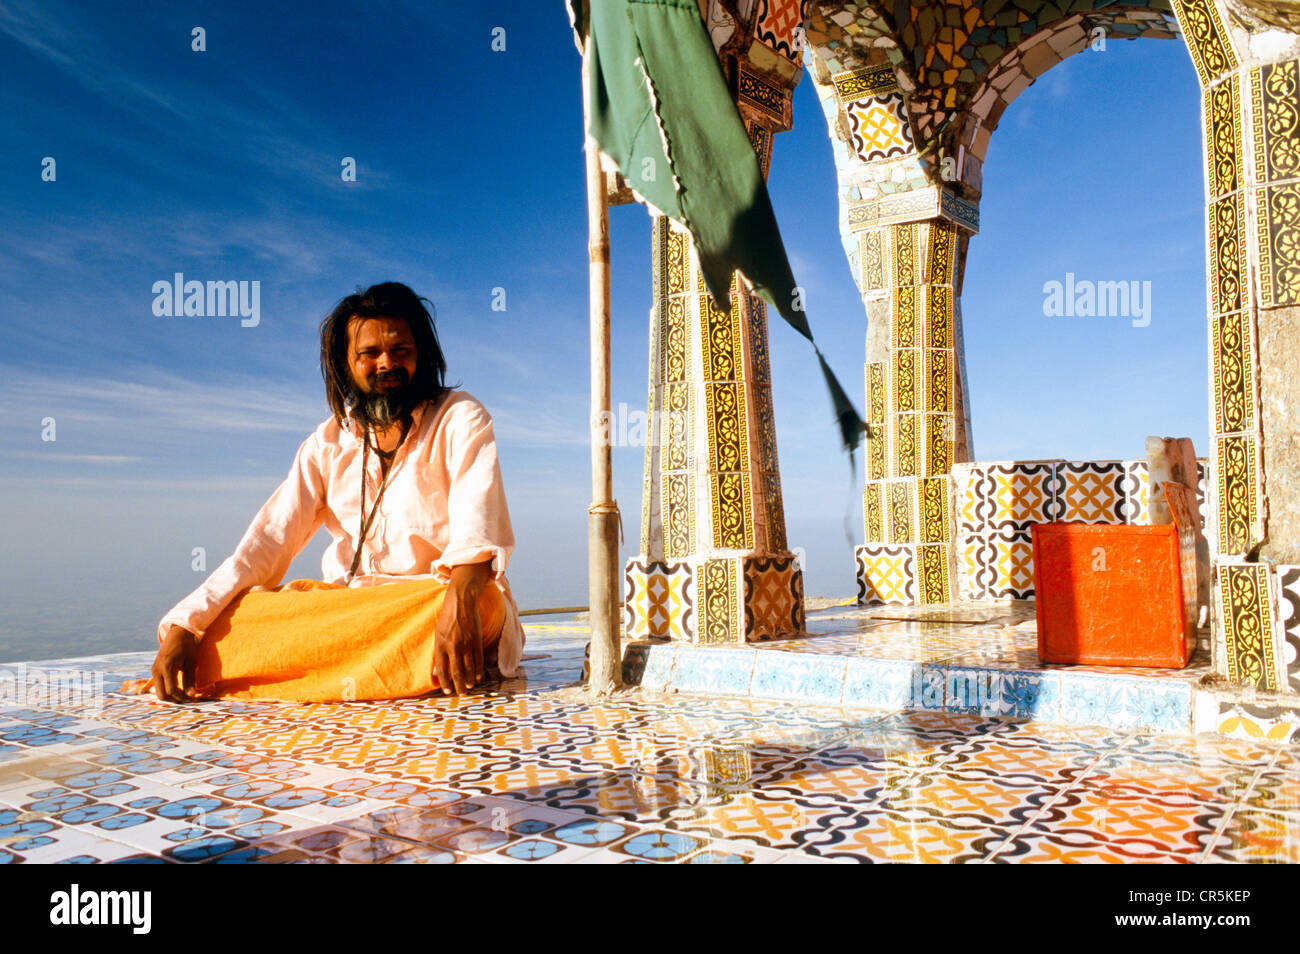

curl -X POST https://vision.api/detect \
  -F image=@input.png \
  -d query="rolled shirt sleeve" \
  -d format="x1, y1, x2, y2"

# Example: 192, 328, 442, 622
157, 431, 326, 641
431, 398, 515, 580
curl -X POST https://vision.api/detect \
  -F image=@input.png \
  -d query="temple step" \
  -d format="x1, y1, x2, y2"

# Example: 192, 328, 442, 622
622, 602, 1300, 742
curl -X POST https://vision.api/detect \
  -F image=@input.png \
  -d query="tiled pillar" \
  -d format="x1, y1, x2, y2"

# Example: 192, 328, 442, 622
1173, 0, 1300, 693
625, 64, 805, 645
803, 56, 979, 606
857, 219, 971, 605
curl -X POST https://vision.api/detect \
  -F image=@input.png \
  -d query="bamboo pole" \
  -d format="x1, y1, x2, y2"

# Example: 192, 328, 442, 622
583, 37, 622, 696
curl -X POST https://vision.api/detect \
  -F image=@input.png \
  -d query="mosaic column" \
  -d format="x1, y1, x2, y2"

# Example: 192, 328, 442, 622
624, 64, 805, 645
1173, 0, 1300, 693
855, 219, 975, 606
805, 57, 980, 607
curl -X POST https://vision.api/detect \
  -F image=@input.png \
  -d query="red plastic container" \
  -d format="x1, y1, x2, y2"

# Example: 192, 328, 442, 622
1031, 523, 1194, 668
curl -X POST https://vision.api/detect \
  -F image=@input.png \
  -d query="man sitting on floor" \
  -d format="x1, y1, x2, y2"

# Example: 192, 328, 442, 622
146, 281, 523, 703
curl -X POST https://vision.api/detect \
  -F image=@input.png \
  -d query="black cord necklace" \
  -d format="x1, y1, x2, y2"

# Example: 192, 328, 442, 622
346, 418, 411, 583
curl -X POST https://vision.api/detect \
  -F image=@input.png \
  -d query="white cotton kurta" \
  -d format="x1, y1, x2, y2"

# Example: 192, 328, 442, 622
157, 390, 525, 676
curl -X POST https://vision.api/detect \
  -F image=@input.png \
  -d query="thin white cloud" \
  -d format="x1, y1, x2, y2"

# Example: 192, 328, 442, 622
0, 0, 80, 69
0, 474, 297, 493
0, 362, 599, 483
0, 366, 325, 439
0, 0, 417, 198
5, 452, 142, 464
1043, 65, 1072, 100
489, 393, 590, 448
0, 195, 413, 287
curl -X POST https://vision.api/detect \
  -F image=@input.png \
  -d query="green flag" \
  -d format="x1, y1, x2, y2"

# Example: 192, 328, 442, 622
571, 0, 866, 453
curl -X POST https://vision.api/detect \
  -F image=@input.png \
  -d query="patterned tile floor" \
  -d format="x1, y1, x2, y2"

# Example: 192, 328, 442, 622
0, 612, 1295, 864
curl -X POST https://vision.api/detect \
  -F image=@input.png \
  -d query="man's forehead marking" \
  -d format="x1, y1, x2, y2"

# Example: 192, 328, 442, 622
349, 317, 413, 346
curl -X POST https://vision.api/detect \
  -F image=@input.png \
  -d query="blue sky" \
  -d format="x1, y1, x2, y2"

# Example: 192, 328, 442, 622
0, 1, 1206, 660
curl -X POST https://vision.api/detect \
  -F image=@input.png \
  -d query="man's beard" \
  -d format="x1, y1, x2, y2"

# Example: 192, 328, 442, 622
348, 369, 417, 429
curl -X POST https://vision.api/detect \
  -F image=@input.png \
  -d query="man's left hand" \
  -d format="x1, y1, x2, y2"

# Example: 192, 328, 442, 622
434, 561, 492, 695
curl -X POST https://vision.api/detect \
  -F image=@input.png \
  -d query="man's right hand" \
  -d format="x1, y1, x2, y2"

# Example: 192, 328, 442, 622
152, 625, 198, 702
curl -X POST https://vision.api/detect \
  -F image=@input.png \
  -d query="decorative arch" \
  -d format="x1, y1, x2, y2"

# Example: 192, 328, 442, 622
802, 0, 1299, 708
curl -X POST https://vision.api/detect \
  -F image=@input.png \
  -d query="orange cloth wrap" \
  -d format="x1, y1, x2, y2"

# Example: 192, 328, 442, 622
126, 577, 505, 702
